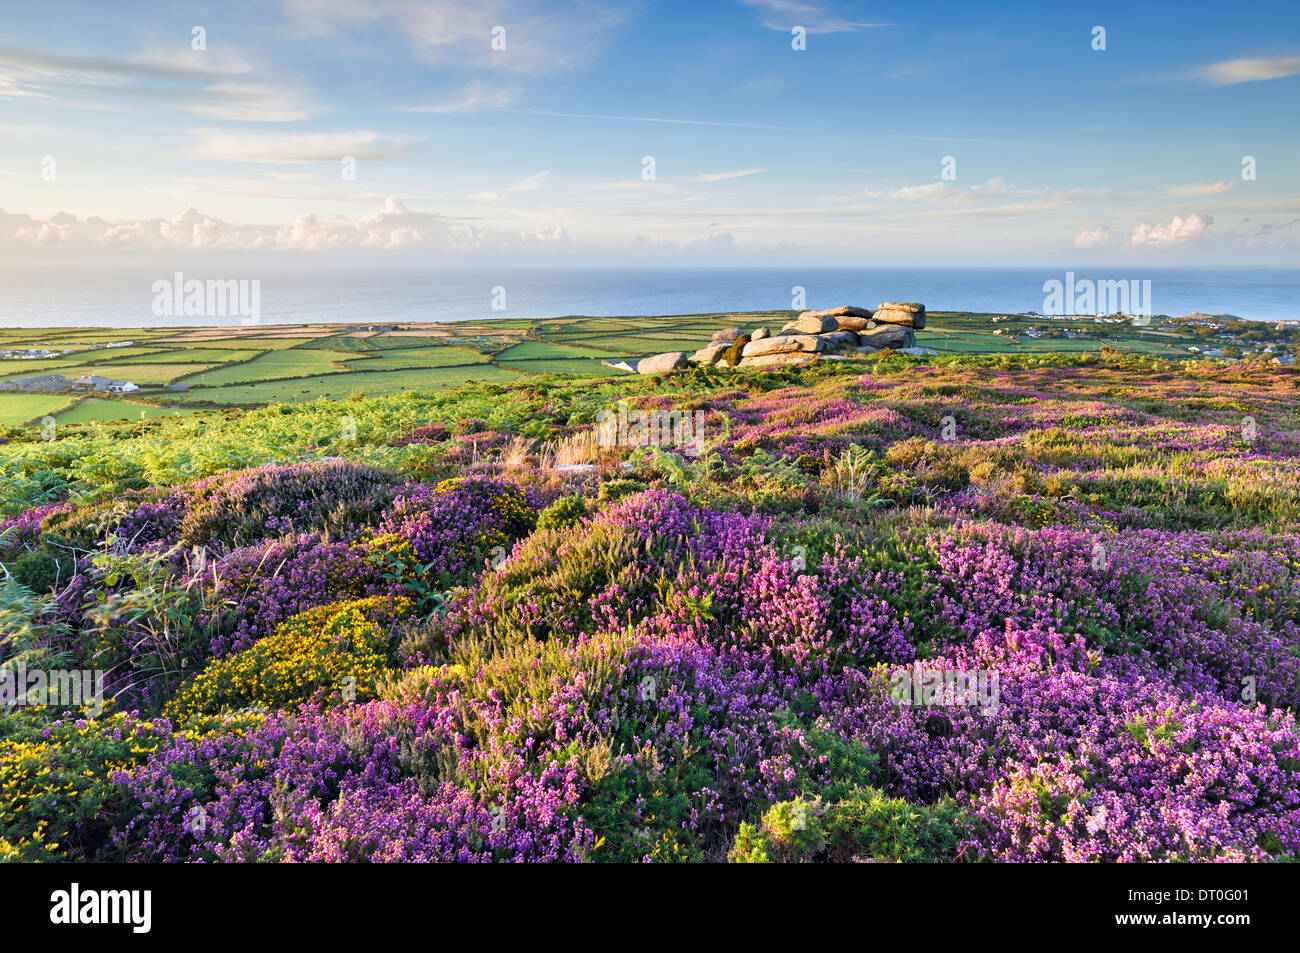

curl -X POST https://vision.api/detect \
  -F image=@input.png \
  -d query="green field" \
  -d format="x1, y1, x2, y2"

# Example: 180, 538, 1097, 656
343, 345, 491, 370
501, 358, 632, 377
0, 393, 76, 426
494, 340, 618, 361
54, 399, 204, 424
167, 363, 525, 404
187, 348, 353, 386
0, 311, 1288, 426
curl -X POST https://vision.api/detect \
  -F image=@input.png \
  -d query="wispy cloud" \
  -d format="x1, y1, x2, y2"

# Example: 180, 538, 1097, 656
398, 80, 518, 114
519, 109, 796, 130
0, 46, 315, 121
689, 168, 767, 182
281, 0, 631, 74
739, 0, 890, 34
188, 129, 425, 163
1162, 181, 1232, 197
1202, 55, 1300, 85
472, 170, 551, 200
0, 47, 252, 80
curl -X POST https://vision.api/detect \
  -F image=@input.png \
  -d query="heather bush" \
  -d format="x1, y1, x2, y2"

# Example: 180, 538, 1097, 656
178, 460, 405, 549
5, 356, 1300, 863
202, 534, 391, 657
367, 477, 537, 587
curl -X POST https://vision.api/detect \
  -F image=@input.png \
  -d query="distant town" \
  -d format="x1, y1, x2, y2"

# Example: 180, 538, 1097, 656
994, 313, 1297, 364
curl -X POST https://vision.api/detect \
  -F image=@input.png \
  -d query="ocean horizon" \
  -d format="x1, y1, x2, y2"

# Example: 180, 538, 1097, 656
0, 265, 1296, 328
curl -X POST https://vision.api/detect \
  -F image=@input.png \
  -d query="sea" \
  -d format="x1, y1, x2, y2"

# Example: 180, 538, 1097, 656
0, 265, 1296, 328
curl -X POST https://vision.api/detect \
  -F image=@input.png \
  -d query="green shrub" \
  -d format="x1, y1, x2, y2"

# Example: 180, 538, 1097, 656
11, 550, 60, 593
727, 789, 971, 863
721, 334, 751, 367
597, 478, 647, 503
537, 495, 589, 530
0, 709, 170, 861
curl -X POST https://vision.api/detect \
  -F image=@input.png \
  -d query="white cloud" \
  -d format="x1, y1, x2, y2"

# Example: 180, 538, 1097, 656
398, 80, 518, 114
0, 198, 570, 252
865, 181, 949, 200
740, 0, 890, 34
1074, 227, 1117, 248
967, 177, 1014, 197
180, 82, 317, 122
281, 0, 630, 74
689, 168, 767, 182
0, 46, 315, 121
1130, 213, 1214, 246
188, 129, 425, 163
1161, 181, 1232, 197
472, 170, 550, 200
1203, 56, 1300, 85
631, 231, 743, 253
864, 179, 1026, 202
519, 109, 795, 130
509, 171, 550, 191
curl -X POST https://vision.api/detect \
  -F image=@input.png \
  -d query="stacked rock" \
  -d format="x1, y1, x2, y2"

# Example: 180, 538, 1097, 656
873, 302, 926, 329
641, 303, 927, 373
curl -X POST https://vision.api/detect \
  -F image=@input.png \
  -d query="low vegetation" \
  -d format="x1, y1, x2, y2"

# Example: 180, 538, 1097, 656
1, 345, 1298, 862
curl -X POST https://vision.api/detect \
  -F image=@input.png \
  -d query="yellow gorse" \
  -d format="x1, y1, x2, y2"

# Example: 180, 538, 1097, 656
164, 596, 411, 724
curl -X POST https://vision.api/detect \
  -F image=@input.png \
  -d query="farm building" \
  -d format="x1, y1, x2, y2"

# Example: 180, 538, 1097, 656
72, 375, 113, 390
0, 374, 72, 393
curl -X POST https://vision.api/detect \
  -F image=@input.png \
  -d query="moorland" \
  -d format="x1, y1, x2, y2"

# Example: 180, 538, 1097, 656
2, 334, 1298, 862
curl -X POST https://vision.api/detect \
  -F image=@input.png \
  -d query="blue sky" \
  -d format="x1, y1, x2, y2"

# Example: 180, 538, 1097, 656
1, 0, 1297, 265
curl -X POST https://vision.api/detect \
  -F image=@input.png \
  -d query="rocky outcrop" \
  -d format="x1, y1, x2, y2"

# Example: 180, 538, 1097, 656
820, 330, 862, 351
801, 305, 873, 320
637, 351, 691, 375
858, 325, 915, 349
690, 343, 731, 364
742, 334, 824, 357
703, 303, 930, 371
737, 352, 820, 369
874, 302, 926, 329
711, 327, 744, 343
787, 312, 841, 335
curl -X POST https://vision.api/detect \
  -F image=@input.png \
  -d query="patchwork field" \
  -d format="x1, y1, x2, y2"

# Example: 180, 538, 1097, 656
0, 311, 1293, 429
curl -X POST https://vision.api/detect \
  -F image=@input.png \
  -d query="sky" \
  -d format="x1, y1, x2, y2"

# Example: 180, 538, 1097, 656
0, 0, 1298, 267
